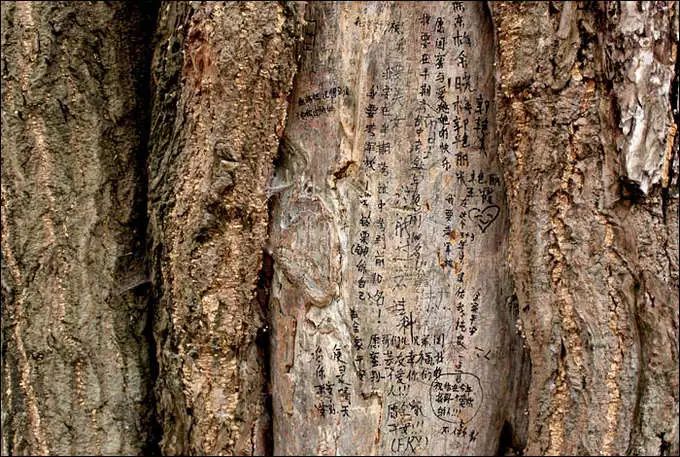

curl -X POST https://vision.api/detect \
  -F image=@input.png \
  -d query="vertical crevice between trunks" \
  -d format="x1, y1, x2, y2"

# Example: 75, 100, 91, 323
134, 1, 162, 454
486, 2, 532, 453
258, 15, 309, 453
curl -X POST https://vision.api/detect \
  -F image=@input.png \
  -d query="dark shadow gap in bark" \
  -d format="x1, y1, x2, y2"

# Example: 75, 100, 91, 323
626, 278, 644, 456
133, 1, 162, 454
255, 115, 302, 456
258, 19, 307, 454
503, 292, 532, 454
659, 432, 672, 456
489, 7, 535, 453
255, 249, 275, 457
496, 421, 522, 456
485, 3, 532, 453
661, 44, 679, 223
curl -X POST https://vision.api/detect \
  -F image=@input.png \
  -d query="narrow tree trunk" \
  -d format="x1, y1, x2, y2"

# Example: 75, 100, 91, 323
1, 2, 155, 455
146, 2, 301, 454
493, 2, 678, 455
269, 2, 529, 454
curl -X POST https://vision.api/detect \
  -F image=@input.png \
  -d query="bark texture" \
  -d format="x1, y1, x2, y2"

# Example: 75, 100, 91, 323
493, 2, 679, 455
1, 2, 155, 455
269, 2, 529, 455
146, 2, 302, 454
1, 1, 678, 456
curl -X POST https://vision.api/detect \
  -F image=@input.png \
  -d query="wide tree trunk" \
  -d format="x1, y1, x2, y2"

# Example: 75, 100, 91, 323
268, 2, 529, 455
493, 3, 678, 454
1, 1, 677, 456
1, 2, 156, 455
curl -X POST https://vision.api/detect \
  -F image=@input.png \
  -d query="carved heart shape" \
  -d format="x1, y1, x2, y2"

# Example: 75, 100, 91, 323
468, 205, 500, 233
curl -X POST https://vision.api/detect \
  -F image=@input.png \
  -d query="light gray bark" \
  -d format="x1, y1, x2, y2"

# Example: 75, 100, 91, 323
269, 3, 528, 455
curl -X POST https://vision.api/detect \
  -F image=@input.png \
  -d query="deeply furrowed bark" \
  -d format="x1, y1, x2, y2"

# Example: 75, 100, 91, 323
493, 2, 678, 455
1, 1, 677, 456
1, 2, 156, 455
146, 2, 302, 454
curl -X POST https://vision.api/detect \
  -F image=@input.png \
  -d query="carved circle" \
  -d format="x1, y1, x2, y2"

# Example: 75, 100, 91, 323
429, 371, 483, 424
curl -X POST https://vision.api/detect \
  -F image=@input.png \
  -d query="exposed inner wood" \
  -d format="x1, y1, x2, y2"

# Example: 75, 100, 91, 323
269, 3, 527, 454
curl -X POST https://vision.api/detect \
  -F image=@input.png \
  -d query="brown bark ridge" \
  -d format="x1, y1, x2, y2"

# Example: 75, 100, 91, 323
492, 1, 679, 455
269, 2, 529, 455
1, 1, 155, 455
146, 2, 302, 455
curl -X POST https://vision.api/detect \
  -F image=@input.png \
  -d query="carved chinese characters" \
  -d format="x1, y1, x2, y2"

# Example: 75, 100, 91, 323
270, 3, 519, 454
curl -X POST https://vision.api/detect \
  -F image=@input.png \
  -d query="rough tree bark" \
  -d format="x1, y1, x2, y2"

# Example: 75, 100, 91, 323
1, 2, 156, 455
146, 2, 301, 455
1, 1, 677, 456
493, 2, 679, 455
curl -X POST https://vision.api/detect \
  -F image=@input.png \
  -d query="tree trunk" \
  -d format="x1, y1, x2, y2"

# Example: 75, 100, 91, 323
493, 3, 678, 454
146, 2, 301, 455
1, 2, 156, 455
268, 2, 529, 455
1, 1, 677, 456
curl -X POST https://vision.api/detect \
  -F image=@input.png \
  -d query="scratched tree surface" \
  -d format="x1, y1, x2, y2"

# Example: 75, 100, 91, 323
269, 3, 528, 455
1, 1, 678, 456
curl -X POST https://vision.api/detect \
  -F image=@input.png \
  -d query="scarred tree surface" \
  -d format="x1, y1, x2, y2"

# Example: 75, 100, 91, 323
268, 2, 529, 455
1, 1, 677, 456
